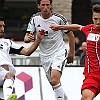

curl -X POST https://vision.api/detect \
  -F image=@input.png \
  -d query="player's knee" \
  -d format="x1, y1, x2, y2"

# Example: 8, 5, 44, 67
50, 78, 59, 86
81, 95, 92, 100
81, 89, 95, 100
81, 95, 86, 100
4, 72, 15, 80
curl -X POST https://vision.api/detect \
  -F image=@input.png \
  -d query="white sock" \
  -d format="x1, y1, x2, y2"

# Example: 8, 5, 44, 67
3, 78, 14, 100
53, 83, 68, 100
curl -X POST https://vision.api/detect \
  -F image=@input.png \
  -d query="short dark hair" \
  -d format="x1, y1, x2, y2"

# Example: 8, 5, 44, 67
37, 0, 52, 5
92, 4, 100, 13
0, 16, 4, 21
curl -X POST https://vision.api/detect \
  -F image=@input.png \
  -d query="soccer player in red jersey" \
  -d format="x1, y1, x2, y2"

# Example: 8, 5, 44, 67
50, 3, 100, 100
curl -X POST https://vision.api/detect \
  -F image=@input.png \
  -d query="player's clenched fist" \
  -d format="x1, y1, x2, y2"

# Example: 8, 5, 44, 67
49, 24, 60, 31
37, 29, 46, 40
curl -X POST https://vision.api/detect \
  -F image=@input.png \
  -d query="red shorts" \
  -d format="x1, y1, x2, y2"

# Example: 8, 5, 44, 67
81, 70, 100, 96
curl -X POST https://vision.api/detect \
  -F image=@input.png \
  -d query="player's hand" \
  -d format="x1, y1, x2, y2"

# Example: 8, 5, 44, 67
37, 29, 45, 40
27, 32, 35, 42
49, 24, 60, 31
67, 54, 74, 64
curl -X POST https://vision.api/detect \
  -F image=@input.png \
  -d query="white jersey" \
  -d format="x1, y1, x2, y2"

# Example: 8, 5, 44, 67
27, 12, 69, 56
0, 39, 24, 74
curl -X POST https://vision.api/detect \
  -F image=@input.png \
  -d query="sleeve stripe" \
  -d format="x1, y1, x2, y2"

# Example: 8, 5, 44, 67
53, 12, 68, 25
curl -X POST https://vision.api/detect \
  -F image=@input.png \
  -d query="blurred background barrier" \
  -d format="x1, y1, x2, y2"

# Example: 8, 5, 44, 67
11, 55, 81, 66
10, 41, 81, 66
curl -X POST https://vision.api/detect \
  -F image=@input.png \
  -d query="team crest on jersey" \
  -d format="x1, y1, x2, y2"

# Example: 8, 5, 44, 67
87, 33, 100, 42
27, 25, 30, 29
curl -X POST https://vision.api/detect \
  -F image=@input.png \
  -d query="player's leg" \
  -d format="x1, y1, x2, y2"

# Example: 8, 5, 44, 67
7, 93, 17, 100
81, 76, 99, 100
3, 72, 17, 100
43, 64, 68, 100
81, 89, 95, 100
51, 69, 68, 100
50, 51, 68, 100
40, 51, 68, 100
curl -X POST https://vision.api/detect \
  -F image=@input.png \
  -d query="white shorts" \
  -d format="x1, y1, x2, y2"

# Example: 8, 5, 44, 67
40, 49, 68, 82
0, 67, 9, 86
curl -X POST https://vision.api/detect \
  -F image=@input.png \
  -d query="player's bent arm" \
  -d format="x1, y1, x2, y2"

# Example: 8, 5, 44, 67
21, 29, 45, 56
20, 38, 41, 56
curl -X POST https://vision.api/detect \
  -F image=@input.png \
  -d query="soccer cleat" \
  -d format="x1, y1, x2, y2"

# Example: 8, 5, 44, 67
7, 94, 17, 100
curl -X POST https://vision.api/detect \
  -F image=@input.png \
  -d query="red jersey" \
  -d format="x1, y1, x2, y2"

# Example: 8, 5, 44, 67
81, 24, 100, 76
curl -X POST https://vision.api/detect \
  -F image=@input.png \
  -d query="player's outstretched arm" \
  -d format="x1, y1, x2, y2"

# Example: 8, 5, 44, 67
21, 29, 45, 56
49, 24, 82, 31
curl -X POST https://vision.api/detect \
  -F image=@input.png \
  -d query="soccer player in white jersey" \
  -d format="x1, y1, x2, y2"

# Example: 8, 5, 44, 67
24, 0, 75, 100
0, 16, 45, 100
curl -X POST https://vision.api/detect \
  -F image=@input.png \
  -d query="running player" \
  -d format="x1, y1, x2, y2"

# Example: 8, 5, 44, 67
50, 3, 100, 100
24, 0, 75, 100
0, 16, 45, 100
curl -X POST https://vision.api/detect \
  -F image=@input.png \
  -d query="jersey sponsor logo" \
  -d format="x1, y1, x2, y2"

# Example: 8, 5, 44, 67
43, 31, 49, 39
44, 31, 48, 36
87, 33, 100, 42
